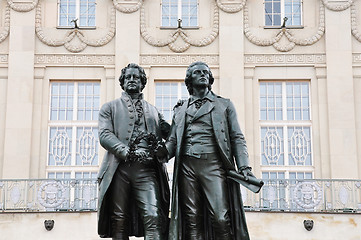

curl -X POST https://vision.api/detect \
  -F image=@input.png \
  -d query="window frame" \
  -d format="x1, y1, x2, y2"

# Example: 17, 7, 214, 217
160, 0, 199, 29
57, 0, 96, 29
263, 0, 303, 29
259, 80, 314, 179
46, 81, 100, 179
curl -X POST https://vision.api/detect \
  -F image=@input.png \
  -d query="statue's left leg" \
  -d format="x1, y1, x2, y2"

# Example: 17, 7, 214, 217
199, 157, 233, 240
131, 163, 165, 240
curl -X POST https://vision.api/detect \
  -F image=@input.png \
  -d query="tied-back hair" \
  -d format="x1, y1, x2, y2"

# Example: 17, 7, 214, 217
184, 61, 214, 95
119, 63, 147, 91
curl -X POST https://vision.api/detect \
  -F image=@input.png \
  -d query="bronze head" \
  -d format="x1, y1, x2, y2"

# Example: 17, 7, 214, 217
185, 61, 214, 95
119, 63, 147, 92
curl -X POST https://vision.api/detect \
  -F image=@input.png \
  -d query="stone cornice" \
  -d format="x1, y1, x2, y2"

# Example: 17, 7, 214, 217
34, 54, 115, 66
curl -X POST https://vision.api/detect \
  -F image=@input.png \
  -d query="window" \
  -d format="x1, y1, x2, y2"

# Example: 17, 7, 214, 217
47, 82, 100, 179
264, 0, 302, 27
161, 0, 198, 28
260, 81, 313, 180
155, 81, 188, 122
58, 0, 96, 28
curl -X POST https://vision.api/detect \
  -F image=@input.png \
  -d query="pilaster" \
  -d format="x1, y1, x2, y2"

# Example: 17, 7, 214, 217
3, 9, 35, 178
324, 6, 358, 178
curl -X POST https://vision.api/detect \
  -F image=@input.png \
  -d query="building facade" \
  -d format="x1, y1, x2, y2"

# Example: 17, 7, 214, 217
0, 0, 361, 239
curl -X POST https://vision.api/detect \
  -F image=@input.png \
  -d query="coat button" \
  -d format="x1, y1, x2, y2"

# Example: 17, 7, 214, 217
126, 137, 129, 140
224, 139, 227, 142
129, 123, 133, 126
221, 129, 225, 132
227, 148, 230, 151
128, 130, 131, 133
130, 116, 134, 119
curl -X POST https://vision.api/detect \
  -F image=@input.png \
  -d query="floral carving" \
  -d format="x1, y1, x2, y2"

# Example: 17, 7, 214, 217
113, 0, 143, 13
140, 4, 219, 53
244, 3, 325, 52
321, 0, 353, 11
215, 0, 247, 13
35, 0, 116, 53
0, 5, 10, 44
351, 3, 361, 43
7, 0, 38, 12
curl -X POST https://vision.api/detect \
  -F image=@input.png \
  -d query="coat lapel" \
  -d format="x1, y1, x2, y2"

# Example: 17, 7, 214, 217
191, 100, 215, 122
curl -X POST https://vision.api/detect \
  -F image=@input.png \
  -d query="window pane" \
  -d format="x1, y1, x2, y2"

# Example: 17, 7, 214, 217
77, 82, 100, 121
155, 82, 188, 122
76, 127, 99, 166
288, 127, 312, 166
261, 127, 284, 165
48, 127, 72, 166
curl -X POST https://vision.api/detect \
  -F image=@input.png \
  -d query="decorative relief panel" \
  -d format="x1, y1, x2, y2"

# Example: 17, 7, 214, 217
244, 3, 325, 52
140, 3, 219, 53
0, 5, 10, 44
7, 0, 38, 12
140, 54, 219, 66
244, 54, 326, 65
35, 0, 115, 53
35, 54, 115, 66
112, 0, 143, 13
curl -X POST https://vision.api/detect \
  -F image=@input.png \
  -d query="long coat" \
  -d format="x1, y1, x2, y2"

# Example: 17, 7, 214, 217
165, 91, 250, 240
97, 92, 170, 238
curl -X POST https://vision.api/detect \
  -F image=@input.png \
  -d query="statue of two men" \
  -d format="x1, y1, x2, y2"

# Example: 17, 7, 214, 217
98, 62, 255, 240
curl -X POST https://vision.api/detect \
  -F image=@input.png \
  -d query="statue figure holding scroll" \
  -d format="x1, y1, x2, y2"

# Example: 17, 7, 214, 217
165, 61, 262, 240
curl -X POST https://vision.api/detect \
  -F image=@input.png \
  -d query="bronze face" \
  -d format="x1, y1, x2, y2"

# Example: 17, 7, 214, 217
123, 68, 142, 94
190, 64, 210, 89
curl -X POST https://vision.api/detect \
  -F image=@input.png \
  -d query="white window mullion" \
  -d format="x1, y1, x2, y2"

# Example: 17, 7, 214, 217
178, 0, 182, 21
281, 0, 285, 21
76, 0, 80, 22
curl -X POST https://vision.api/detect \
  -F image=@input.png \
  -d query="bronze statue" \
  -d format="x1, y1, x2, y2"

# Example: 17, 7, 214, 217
165, 61, 257, 240
97, 63, 170, 240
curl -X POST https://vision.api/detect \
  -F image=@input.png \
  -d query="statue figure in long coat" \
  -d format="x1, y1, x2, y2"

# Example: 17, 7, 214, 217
97, 63, 170, 240
166, 61, 255, 240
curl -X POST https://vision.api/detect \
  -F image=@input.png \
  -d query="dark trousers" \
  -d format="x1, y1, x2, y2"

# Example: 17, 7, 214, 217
110, 162, 164, 240
179, 154, 232, 240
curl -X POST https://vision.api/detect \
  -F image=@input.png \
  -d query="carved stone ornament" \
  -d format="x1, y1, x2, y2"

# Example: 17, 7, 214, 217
293, 182, 322, 209
215, 0, 247, 13
244, 3, 325, 52
0, 5, 10, 44
44, 220, 55, 231
140, 3, 219, 53
35, 0, 116, 53
37, 181, 66, 209
303, 220, 314, 231
321, 0, 353, 11
112, 0, 144, 13
7, 0, 38, 12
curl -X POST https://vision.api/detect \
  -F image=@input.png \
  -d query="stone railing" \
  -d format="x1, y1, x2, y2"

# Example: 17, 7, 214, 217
0, 178, 360, 213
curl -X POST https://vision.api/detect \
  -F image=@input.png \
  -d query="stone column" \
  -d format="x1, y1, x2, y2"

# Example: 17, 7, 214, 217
218, 5, 245, 127
324, 6, 358, 178
2, 9, 35, 178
